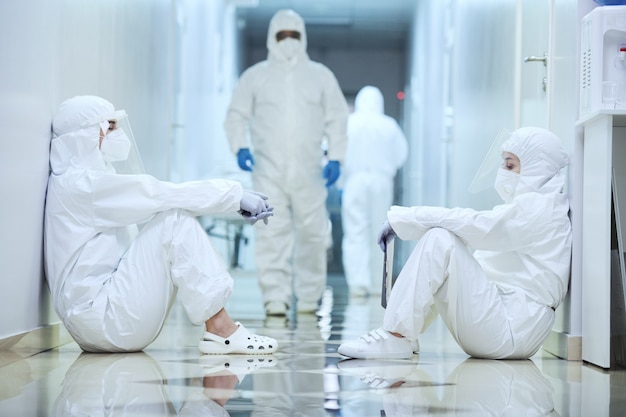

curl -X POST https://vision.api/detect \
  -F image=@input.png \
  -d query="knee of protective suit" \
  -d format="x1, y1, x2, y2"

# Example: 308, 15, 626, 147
418, 227, 458, 249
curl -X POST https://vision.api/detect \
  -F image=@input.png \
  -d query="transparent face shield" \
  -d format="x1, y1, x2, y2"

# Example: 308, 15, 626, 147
468, 129, 513, 194
87, 110, 145, 175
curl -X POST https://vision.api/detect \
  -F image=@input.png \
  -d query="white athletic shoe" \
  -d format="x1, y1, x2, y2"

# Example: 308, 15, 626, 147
349, 285, 369, 298
265, 301, 288, 316
338, 329, 418, 359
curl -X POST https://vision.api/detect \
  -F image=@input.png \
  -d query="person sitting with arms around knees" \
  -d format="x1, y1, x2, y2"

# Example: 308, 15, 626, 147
45, 95, 277, 355
338, 127, 572, 360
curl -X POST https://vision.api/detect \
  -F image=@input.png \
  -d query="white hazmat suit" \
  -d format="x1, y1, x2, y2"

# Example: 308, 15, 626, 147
341, 86, 408, 296
224, 9, 349, 312
339, 127, 571, 359
45, 96, 269, 353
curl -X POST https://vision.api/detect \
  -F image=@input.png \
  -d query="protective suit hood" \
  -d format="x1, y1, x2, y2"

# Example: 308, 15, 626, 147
354, 86, 384, 114
501, 127, 569, 198
266, 9, 308, 65
50, 96, 115, 175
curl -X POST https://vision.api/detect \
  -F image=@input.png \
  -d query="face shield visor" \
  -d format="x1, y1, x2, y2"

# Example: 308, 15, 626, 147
83, 110, 145, 174
468, 129, 513, 194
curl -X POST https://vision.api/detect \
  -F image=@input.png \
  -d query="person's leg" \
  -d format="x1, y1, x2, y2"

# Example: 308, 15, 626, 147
254, 174, 294, 311
103, 209, 235, 351
386, 228, 534, 359
339, 228, 509, 359
382, 228, 466, 339
341, 176, 371, 295
338, 229, 452, 359
292, 180, 329, 311
204, 308, 238, 336
367, 176, 393, 295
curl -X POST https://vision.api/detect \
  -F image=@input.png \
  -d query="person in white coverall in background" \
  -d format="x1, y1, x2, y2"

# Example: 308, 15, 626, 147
224, 9, 349, 316
338, 127, 572, 360
44, 95, 277, 354
341, 86, 408, 297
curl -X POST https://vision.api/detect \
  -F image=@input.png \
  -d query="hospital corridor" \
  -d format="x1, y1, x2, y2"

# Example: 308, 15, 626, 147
2, 0, 626, 415
0, 271, 624, 416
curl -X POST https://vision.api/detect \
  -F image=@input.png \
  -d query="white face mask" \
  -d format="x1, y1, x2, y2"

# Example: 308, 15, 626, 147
277, 38, 301, 60
100, 129, 131, 162
494, 168, 519, 203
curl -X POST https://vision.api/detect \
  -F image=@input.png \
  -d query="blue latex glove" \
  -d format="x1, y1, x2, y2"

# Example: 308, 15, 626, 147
377, 220, 396, 252
237, 148, 254, 172
323, 160, 340, 187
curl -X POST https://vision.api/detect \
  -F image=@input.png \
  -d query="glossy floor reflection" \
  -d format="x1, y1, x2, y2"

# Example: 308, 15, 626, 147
2, 272, 626, 416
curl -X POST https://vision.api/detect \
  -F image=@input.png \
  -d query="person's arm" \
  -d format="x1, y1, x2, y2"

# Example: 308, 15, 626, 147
224, 70, 255, 154
388, 195, 550, 251
321, 69, 349, 164
86, 173, 243, 229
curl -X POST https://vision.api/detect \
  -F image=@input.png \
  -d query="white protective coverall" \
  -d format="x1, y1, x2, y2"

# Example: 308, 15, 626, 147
45, 96, 244, 352
224, 9, 349, 308
341, 86, 408, 295
383, 127, 571, 359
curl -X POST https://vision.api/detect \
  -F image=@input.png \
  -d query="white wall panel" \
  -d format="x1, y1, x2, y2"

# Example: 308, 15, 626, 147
0, 0, 234, 345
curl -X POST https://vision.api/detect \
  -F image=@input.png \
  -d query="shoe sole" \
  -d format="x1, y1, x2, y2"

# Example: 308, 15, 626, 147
337, 345, 413, 360
266, 310, 287, 317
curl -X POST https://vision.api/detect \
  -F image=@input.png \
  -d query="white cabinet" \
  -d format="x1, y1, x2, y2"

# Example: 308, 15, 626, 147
578, 111, 626, 369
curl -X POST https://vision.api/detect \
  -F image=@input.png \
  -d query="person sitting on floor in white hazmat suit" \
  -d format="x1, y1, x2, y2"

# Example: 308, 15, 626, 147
44, 95, 277, 354
341, 85, 408, 297
224, 9, 349, 317
338, 126, 572, 360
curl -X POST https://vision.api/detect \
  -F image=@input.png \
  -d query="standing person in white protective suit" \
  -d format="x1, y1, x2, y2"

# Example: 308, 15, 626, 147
224, 9, 349, 316
44, 95, 278, 354
338, 127, 572, 359
341, 86, 408, 297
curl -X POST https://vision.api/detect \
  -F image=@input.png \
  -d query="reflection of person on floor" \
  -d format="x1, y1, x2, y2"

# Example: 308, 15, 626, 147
0, 350, 33, 401
338, 357, 558, 415
182, 374, 236, 417
251, 316, 326, 417
193, 354, 278, 416
339, 127, 572, 360
52, 352, 279, 417
337, 358, 426, 417
337, 297, 377, 417
52, 352, 176, 416
382, 359, 559, 416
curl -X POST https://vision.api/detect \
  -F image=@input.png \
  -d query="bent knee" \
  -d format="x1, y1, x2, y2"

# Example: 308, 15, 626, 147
421, 227, 459, 248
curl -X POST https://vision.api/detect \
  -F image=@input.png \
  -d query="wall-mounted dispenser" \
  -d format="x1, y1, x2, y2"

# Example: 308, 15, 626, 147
580, 6, 626, 117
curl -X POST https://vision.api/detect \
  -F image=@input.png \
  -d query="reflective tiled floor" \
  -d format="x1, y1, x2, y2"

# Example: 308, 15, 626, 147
2, 272, 626, 416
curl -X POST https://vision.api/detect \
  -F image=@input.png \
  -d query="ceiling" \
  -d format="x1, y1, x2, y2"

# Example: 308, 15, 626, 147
232, 0, 417, 50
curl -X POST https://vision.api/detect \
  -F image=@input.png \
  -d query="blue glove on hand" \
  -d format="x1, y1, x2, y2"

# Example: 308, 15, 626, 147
237, 148, 254, 172
323, 160, 340, 187
377, 220, 397, 252
239, 190, 274, 225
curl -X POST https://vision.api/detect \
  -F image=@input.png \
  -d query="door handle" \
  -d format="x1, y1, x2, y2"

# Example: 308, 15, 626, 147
524, 52, 548, 67
524, 52, 548, 92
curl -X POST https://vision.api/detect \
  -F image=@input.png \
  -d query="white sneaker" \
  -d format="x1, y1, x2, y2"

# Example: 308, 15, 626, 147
349, 285, 369, 298
265, 301, 288, 316
337, 329, 418, 359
